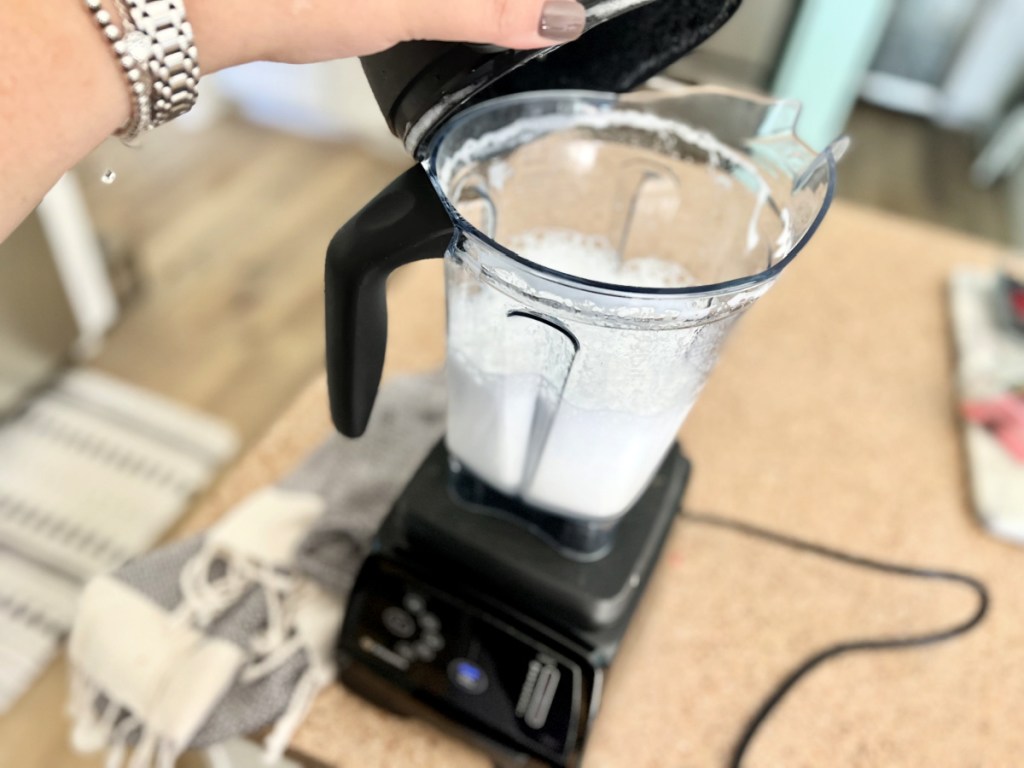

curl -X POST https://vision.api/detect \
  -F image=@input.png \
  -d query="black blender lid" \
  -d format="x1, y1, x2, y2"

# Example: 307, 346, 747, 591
360, 0, 742, 156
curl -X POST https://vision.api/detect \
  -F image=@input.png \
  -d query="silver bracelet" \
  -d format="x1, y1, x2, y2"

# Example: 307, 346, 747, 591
119, 0, 201, 128
83, 0, 152, 140
83, 0, 199, 142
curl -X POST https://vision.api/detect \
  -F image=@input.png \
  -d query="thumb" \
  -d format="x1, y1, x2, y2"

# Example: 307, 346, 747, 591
401, 0, 588, 49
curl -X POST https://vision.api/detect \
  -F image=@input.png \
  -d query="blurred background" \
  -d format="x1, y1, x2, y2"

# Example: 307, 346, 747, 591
2, 0, 1024, 765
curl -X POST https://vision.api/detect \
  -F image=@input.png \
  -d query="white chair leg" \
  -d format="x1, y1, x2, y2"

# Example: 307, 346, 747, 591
972, 105, 1024, 187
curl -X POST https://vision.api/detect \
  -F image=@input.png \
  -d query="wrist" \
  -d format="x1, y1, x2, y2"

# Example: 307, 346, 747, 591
183, 0, 262, 73
182, 0, 405, 71
0, 0, 130, 238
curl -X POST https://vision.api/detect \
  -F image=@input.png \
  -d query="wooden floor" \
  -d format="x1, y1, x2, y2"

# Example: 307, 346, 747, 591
0, 102, 1017, 768
838, 104, 1015, 245
80, 118, 408, 447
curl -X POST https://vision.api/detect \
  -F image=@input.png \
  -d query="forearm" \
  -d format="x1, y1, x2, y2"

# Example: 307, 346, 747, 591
0, 0, 254, 238
0, 1, 129, 237
0, 0, 583, 241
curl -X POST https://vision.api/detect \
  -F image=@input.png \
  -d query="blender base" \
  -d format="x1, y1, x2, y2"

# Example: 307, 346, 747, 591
336, 440, 689, 768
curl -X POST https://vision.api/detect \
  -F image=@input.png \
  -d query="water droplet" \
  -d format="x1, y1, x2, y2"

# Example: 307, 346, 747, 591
101, 169, 117, 184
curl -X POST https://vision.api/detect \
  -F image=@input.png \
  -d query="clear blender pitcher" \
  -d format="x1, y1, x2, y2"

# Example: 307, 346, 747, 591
325, 86, 843, 539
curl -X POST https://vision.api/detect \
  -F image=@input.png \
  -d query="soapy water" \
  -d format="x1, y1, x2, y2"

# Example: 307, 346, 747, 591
439, 109, 792, 519
447, 363, 689, 518
446, 230, 746, 520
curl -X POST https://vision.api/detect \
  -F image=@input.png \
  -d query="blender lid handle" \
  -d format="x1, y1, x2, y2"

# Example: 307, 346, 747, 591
325, 164, 454, 437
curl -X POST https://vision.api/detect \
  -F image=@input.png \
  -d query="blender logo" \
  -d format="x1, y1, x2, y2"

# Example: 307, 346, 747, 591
515, 655, 561, 729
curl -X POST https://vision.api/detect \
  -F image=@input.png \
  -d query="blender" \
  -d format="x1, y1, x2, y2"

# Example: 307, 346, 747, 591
325, 2, 844, 765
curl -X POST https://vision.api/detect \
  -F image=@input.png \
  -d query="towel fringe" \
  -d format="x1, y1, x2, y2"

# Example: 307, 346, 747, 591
104, 711, 142, 768
156, 738, 177, 768
262, 661, 334, 763
70, 673, 185, 768
127, 729, 157, 768
70, 672, 121, 753
71, 515, 338, 767
179, 543, 309, 687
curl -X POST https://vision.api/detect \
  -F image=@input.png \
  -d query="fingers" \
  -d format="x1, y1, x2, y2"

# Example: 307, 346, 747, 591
211, 0, 589, 71
400, 0, 588, 49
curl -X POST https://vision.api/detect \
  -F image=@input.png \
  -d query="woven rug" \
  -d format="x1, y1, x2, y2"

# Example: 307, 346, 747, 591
0, 369, 237, 713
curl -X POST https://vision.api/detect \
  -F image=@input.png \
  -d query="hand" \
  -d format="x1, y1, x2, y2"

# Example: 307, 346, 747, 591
195, 0, 588, 72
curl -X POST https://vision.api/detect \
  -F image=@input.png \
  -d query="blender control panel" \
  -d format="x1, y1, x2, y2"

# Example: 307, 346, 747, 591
337, 555, 591, 766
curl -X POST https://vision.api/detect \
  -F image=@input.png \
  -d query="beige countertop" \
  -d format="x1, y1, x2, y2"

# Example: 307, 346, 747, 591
184, 201, 1024, 765
126, 202, 1024, 766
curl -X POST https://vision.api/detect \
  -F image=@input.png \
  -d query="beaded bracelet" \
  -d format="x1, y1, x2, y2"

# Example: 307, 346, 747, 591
82, 0, 152, 140
82, 0, 199, 142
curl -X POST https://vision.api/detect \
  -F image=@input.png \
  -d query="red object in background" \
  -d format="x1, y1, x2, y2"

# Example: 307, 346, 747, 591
1001, 274, 1024, 332
1010, 285, 1024, 320
962, 394, 1024, 462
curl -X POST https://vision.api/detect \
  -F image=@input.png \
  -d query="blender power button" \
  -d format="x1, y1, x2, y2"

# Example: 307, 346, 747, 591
382, 607, 416, 639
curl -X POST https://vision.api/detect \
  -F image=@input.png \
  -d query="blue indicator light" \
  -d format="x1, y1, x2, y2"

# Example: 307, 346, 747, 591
456, 661, 482, 683
448, 658, 489, 693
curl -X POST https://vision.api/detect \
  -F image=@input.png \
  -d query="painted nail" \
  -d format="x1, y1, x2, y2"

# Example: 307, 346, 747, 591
539, 1, 587, 42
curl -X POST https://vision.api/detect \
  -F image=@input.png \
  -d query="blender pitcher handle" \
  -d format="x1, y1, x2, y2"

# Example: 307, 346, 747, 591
325, 164, 454, 437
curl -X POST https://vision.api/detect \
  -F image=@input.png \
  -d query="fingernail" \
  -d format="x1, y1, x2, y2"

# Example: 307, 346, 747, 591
539, 0, 586, 42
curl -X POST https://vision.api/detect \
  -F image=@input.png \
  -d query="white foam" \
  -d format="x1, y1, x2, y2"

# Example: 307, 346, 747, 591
507, 229, 696, 288
446, 233, 736, 520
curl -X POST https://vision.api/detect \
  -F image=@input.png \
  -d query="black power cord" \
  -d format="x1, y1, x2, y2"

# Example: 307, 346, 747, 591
681, 511, 991, 768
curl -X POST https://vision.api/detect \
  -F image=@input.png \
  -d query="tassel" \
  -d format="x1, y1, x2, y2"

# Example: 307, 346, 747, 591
70, 675, 121, 754
240, 563, 303, 682
127, 729, 157, 768
156, 737, 178, 768
261, 663, 333, 763
104, 712, 140, 768
178, 546, 250, 627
